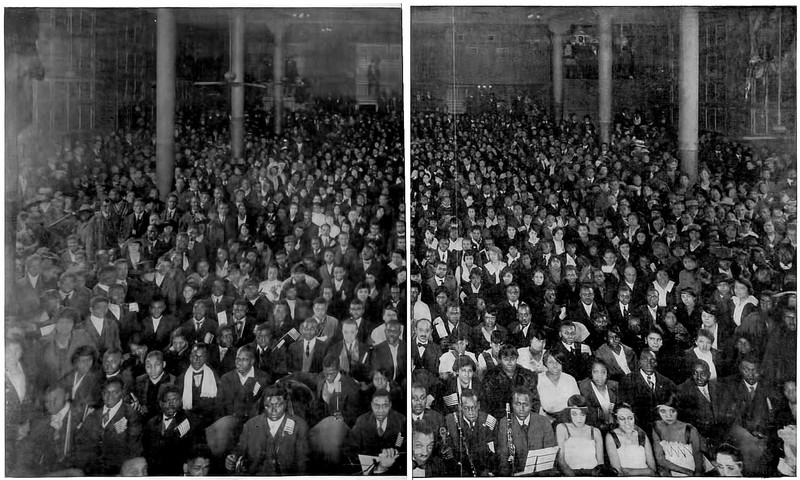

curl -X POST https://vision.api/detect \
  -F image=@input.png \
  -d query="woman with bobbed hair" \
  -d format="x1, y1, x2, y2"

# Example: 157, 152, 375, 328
605, 402, 657, 476
651, 392, 704, 476
556, 394, 605, 476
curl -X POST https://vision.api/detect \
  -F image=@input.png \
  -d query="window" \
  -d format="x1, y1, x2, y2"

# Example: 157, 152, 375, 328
467, 47, 478, 55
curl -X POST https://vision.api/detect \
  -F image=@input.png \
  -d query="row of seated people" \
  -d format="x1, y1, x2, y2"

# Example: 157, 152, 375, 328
410, 383, 793, 477
409, 295, 796, 476
6, 298, 407, 476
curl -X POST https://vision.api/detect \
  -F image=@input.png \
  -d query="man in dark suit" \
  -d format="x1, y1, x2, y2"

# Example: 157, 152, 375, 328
288, 319, 329, 374
283, 284, 312, 325
142, 385, 201, 476
14, 384, 83, 476
121, 199, 150, 240
82, 295, 122, 355
207, 278, 236, 323
250, 323, 289, 379
548, 320, 592, 379
718, 354, 779, 476
496, 386, 557, 476
60, 345, 103, 415
619, 349, 677, 430
229, 299, 257, 348
607, 285, 635, 328
312, 355, 362, 427
635, 288, 668, 331
410, 382, 444, 435
215, 346, 271, 422
74, 377, 143, 475
496, 283, 523, 329
205, 203, 238, 251
242, 279, 272, 325
177, 343, 220, 428
346, 388, 406, 475
507, 303, 539, 348
225, 385, 310, 475
327, 318, 371, 381
567, 284, 608, 329
676, 359, 725, 449
444, 389, 498, 476
412, 318, 442, 379
371, 320, 407, 384
426, 261, 458, 299
179, 300, 219, 346
133, 350, 176, 422
139, 297, 178, 352
208, 324, 238, 375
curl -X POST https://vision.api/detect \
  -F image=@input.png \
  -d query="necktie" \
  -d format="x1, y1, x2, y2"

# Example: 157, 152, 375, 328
377, 423, 385, 436
647, 375, 655, 391
102, 409, 110, 426
622, 306, 628, 318
521, 422, 529, 435
701, 387, 711, 403
748, 385, 755, 401
195, 321, 202, 331
305, 343, 311, 357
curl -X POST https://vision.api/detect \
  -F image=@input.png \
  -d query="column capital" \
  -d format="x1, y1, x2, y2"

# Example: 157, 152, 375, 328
548, 18, 571, 36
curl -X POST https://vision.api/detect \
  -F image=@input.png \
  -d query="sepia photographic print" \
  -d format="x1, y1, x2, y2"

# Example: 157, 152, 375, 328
5, 6, 406, 476
409, 5, 796, 478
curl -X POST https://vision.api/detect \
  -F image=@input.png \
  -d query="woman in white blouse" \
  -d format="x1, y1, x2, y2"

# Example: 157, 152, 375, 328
537, 351, 580, 419
482, 246, 506, 286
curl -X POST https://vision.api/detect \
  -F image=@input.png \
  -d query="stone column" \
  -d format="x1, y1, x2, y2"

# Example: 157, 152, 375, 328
272, 24, 285, 136
549, 19, 571, 122
156, 8, 176, 201
597, 12, 613, 145
230, 10, 245, 161
679, 7, 700, 181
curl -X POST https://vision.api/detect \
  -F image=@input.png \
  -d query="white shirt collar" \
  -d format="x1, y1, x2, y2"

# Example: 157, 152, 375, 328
103, 399, 123, 423
237, 367, 255, 385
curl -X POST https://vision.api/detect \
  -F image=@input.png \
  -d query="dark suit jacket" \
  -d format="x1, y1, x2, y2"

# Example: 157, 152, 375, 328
594, 343, 637, 383
215, 369, 271, 421
327, 340, 372, 381
411, 339, 442, 377
445, 410, 498, 476
179, 317, 219, 345
312, 371, 361, 426
122, 212, 150, 239
133, 373, 176, 421
578, 377, 619, 428
245, 297, 272, 325
287, 338, 329, 374
372, 341, 407, 384
208, 345, 237, 375
17, 403, 83, 474
142, 409, 201, 475
233, 413, 310, 475
346, 410, 406, 473
496, 413, 557, 476
60, 370, 103, 414
229, 316, 257, 348
549, 340, 591, 379
676, 378, 726, 442
284, 299, 312, 325
139, 315, 179, 352
79, 315, 121, 355
74, 401, 143, 475
718, 375, 777, 436
250, 343, 289, 379
619, 370, 677, 429
207, 295, 236, 322
176, 367, 220, 424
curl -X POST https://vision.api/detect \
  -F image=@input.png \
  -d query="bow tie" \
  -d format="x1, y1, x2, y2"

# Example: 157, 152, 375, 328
193, 371, 203, 377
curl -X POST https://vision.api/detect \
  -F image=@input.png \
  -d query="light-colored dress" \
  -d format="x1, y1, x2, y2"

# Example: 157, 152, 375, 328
563, 424, 600, 470
611, 429, 649, 469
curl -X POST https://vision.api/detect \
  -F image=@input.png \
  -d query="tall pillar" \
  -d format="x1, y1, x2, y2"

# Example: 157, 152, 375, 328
230, 10, 245, 160
679, 7, 700, 181
272, 24, 285, 136
549, 20, 570, 122
156, 8, 176, 201
597, 12, 613, 145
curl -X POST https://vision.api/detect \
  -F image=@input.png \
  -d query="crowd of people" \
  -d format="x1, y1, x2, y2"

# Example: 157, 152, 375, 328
6, 97, 407, 476
409, 97, 797, 477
